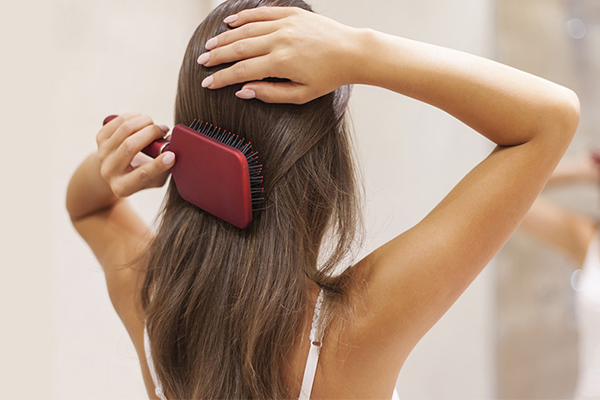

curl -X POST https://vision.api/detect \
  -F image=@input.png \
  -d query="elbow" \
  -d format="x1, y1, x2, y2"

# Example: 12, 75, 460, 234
562, 88, 580, 136
549, 87, 580, 144
65, 182, 79, 221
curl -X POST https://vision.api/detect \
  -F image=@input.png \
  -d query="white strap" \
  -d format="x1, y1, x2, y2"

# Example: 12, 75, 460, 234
298, 290, 325, 400
144, 326, 168, 400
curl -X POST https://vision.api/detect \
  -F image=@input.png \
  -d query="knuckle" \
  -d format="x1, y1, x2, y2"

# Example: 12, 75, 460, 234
121, 137, 137, 157
233, 41, 246, 56
243, 23, 255, 37
279, 29, 295, 45
121, 120, 136, 134
233, 62, 248, 79
112, 183, 127, 198
99, 165, 110, 181
97, 146, 109, 163
274, 50, 292, 68
255, 7, 268, 18
138, 168, 152, 187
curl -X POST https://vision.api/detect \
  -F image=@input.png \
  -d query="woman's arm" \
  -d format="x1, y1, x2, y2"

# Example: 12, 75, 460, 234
66, 113, 173, 220
518, 151, 598, 266
519, 197, 595, 266
544, 151, 600, 186
66, 113, 175, 309
200, 7, 579, 371
66, 113, 177, 400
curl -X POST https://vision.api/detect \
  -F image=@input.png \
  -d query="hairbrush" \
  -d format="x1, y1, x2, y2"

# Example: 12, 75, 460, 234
103, 115, 265, 229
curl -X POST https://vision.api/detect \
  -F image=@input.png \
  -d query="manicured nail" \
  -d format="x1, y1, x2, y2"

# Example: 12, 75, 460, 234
159, 125, 170, 133
224, 15, 238, 24
197, 52, 210, 65
163, 152, 175, 165
202, 75, 214, 88
205, 37, 218, 50
236, 89, 256, 100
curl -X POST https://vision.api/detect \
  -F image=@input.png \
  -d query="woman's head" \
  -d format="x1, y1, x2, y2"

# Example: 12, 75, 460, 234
142, 0, 362, 398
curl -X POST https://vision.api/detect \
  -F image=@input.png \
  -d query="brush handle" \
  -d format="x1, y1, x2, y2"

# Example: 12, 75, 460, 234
103, 115, 170, 159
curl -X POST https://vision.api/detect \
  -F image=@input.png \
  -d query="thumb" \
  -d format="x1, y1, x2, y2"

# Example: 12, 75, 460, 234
236, 82, 309, 104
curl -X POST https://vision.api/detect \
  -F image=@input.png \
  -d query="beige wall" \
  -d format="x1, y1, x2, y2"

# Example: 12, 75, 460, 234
1, 0, 494, 398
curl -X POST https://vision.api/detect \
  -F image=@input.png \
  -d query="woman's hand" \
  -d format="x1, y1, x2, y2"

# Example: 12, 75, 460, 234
198, 7, 363, 104
97, 113, 175, 198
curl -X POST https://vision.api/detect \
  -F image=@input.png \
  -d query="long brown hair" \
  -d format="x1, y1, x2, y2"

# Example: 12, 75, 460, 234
141, 0, 363, 398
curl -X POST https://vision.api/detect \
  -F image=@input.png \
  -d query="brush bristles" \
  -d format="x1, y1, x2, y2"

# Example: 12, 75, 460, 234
189, 120, 265, 214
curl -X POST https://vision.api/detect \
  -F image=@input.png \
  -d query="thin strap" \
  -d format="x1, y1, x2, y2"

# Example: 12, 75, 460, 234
144, 326, 168, 400
298, 289, 325, 400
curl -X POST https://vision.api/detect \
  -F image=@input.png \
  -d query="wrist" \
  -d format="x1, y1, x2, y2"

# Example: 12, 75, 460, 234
66, 153, 119, 219
343, 27, 379, 86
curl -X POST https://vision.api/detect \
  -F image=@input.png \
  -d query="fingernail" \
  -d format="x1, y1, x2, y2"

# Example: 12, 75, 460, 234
163, 152, 175, 165
197, 52, 210, 65
224, 15, 238, 24
159, 125, 170, 133
236, 89, 256, 100
205, 37, 218, 50
202, 75, 214, 88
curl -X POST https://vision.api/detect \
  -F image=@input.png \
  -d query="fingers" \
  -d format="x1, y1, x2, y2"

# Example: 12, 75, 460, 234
204, 56, 276, 89
105, 115, 155, 153
111, 152, 175, 198
225, 6, 300, 28
200, 35, 274, 68
204, 21, 278, 51
237, 81, 310, 104
96, 112, 141, 147
107, 124, 168, 174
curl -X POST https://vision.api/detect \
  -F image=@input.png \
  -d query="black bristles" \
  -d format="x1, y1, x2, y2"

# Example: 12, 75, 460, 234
188, 121, 265, 218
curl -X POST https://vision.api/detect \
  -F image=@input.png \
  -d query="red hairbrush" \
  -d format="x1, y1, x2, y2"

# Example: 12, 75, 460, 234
103, 115, 265, 229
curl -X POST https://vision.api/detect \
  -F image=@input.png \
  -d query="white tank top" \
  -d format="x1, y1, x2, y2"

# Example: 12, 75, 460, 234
144, 289, 401, 399
573, 232, 600, 399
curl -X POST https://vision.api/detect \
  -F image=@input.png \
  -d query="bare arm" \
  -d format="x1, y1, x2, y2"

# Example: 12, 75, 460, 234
545, 151, 600, 186
66, 113, 176, 399
200, 7, 579, 368
66, 113, 176, 304
519, 197, 595, 266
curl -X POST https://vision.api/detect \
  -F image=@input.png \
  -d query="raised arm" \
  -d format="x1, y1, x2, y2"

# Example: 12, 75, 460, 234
66, 113, 175, 311
519, 196, 595, 266
199, 6, 579, 370
544, 151, 600, 186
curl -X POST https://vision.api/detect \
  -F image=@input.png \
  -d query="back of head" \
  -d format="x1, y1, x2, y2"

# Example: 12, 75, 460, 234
142, 0, 362, 398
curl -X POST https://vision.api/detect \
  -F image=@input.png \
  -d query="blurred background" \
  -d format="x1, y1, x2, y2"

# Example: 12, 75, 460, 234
0, 0, 597, 398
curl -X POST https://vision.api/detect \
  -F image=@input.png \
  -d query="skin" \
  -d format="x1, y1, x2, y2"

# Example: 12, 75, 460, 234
519, 153, 600, 267
67, 7, 580, 399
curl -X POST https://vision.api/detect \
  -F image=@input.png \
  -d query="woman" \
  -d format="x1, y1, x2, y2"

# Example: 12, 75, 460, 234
520, 153, 600, 400
66, 0, 579, 398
